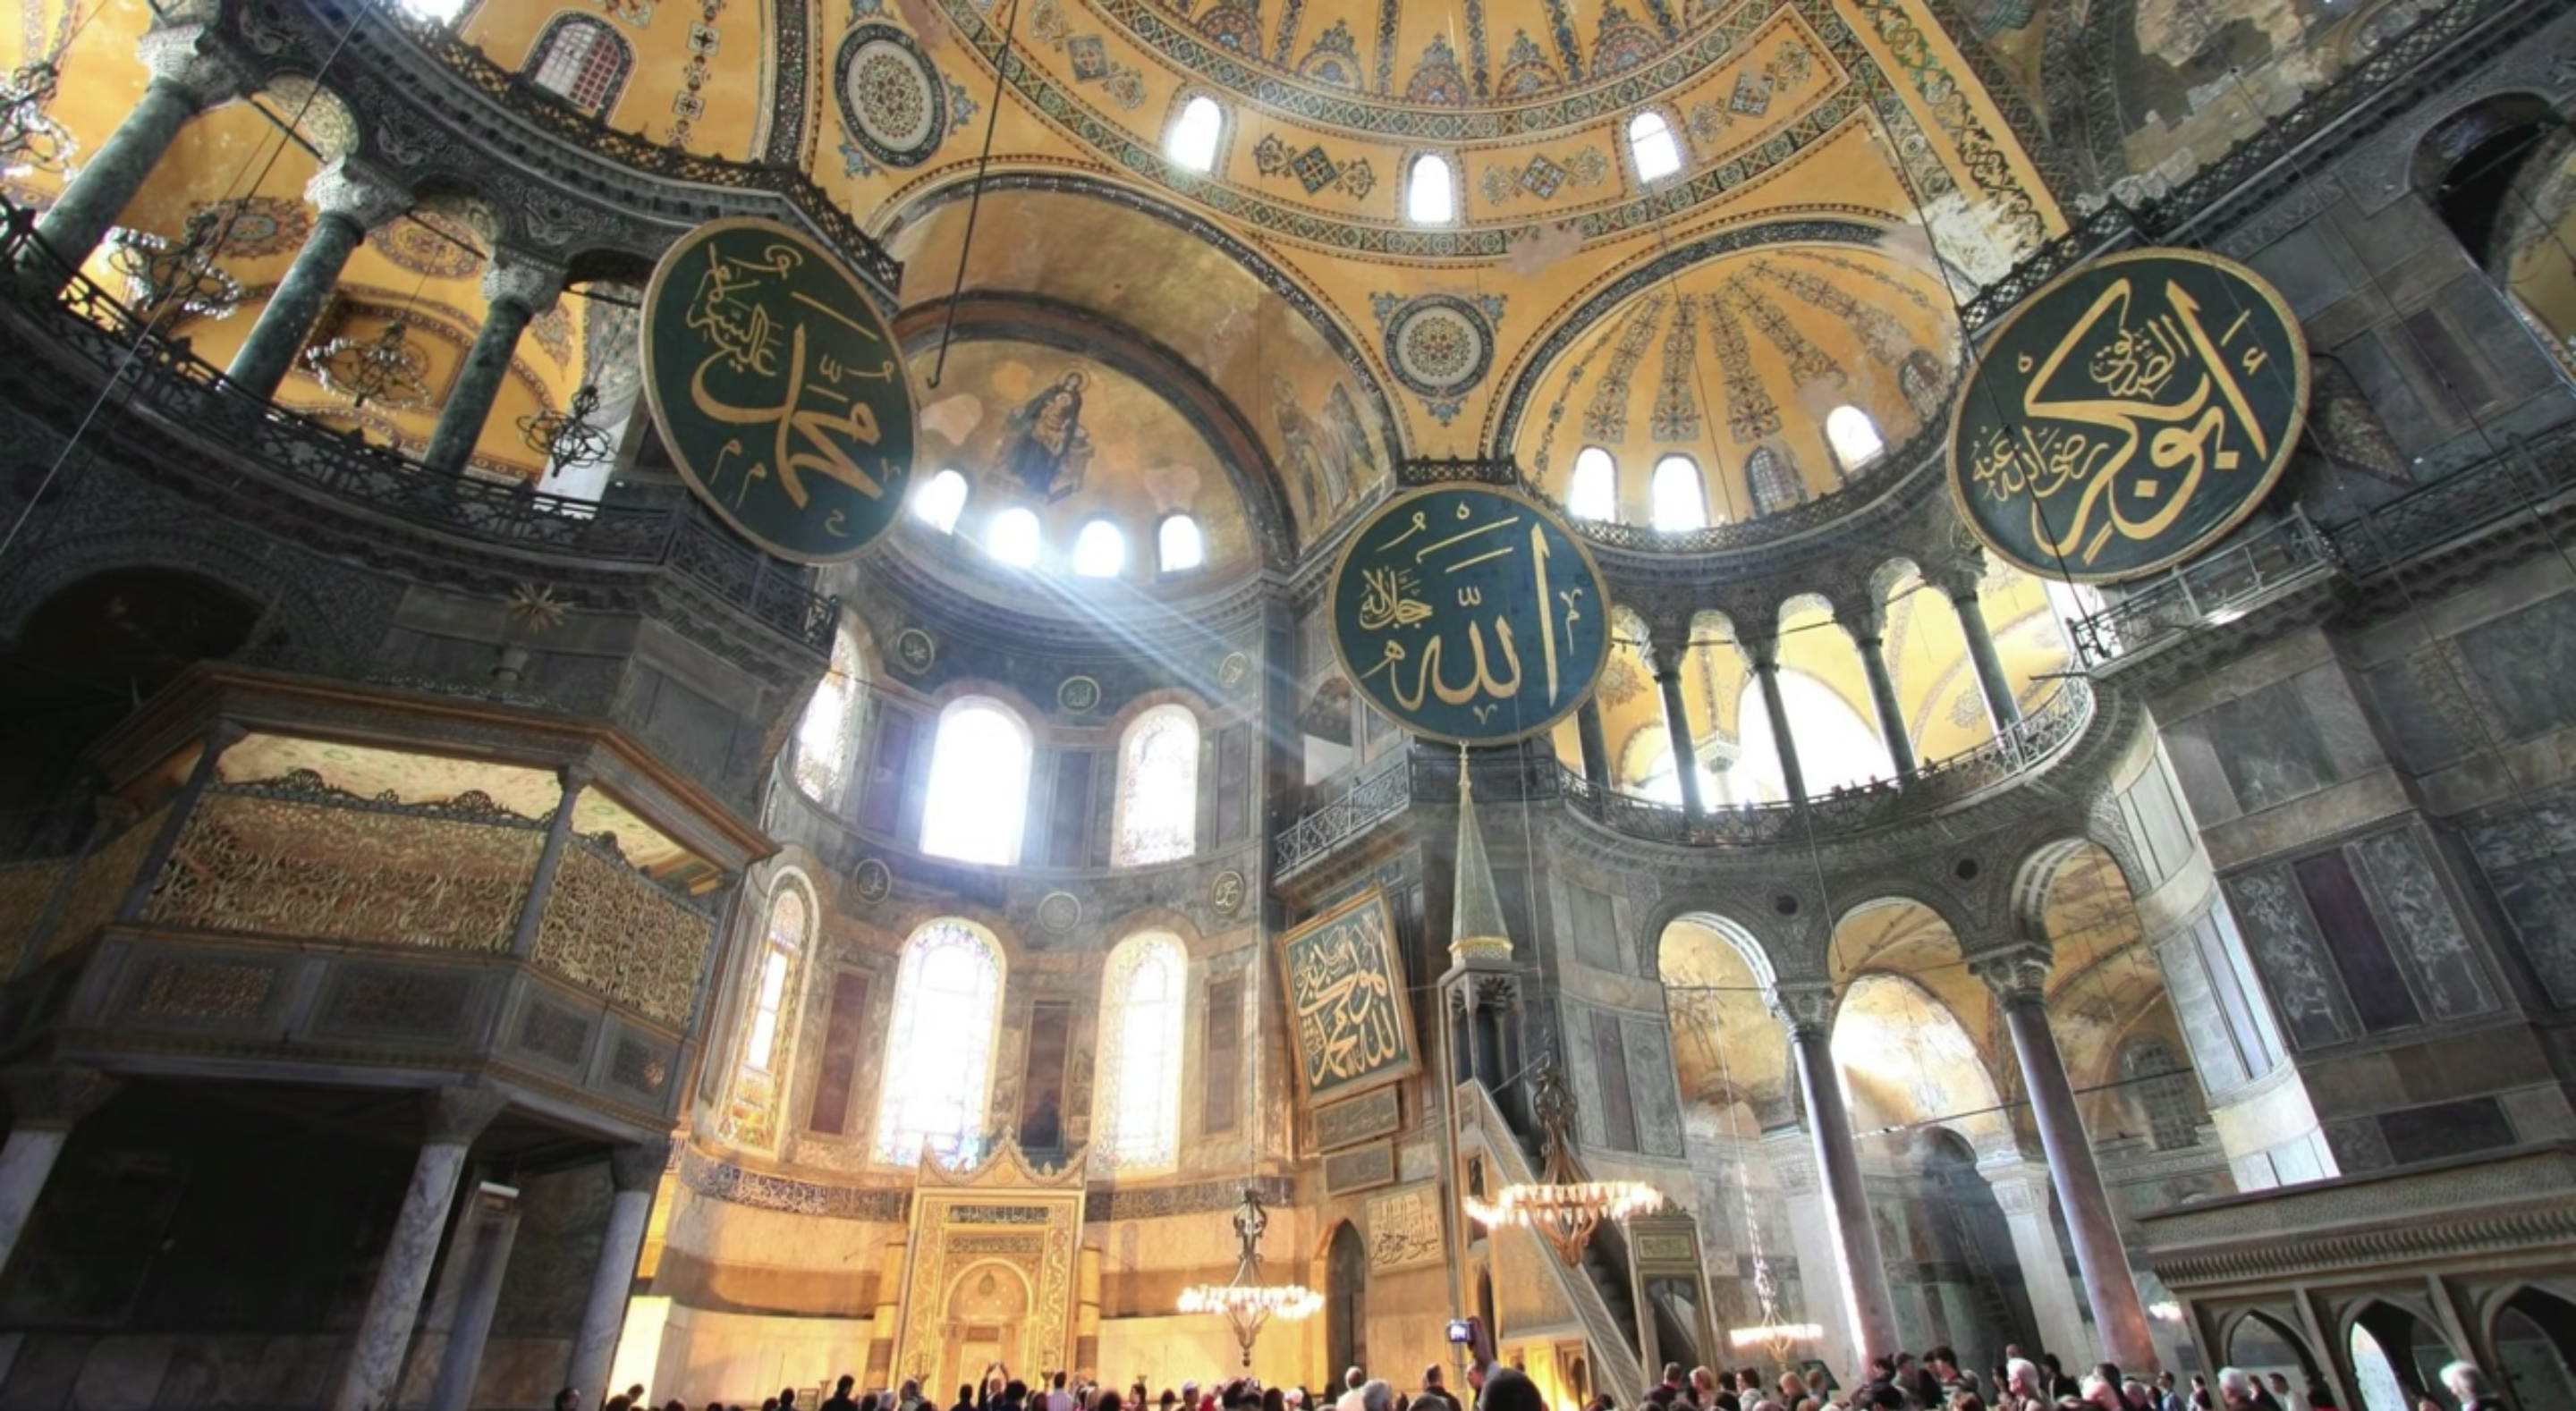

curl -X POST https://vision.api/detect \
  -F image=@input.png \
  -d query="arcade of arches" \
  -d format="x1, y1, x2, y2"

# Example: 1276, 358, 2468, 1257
0, 1, 2572, 1410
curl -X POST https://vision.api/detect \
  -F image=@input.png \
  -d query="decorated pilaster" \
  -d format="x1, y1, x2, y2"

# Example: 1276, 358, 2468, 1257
422, 250, 564, 475
1767, 982, 1898, 1363
228, 158, 411, 399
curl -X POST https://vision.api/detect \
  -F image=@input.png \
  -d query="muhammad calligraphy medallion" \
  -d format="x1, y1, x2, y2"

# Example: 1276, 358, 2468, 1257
1947, 248, 2310, 584
1276, 887, 1418, 1103
640, 218, 917, 564
1328, 484, 1611, 746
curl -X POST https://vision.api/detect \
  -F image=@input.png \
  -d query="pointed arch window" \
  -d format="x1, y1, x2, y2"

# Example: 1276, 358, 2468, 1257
792, 624, 865, 807
1073, 519, 1126, 578
1628, 111, 1682, 182
1826, 405, 1885, 474
1169, 96, 1225, 173
1407, 153, 1456, 224
914, 468, 969, 533
1093, 934, 1187, 1171
527, 15, 632, 117
1113, 705, 1200, 865
987, 505, 1042, 567
920, 697, 1032, 865
721, 882, 810, 1149
1649, 454, 1707, 532
1567, 446, 1618, 521
872, 919, 1004, 1164
1158, 513, 1205, 573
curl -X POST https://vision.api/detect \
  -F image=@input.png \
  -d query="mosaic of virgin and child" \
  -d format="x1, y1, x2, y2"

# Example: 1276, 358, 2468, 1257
1000, 369, 1095, 501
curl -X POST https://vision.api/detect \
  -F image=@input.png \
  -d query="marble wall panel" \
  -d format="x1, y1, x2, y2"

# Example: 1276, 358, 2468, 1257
2465, 784, 2576, 1009
2222, 867, 2351, 1050
2348, 829, 2497, 1021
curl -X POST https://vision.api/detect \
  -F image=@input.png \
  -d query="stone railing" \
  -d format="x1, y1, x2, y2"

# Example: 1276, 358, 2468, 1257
0, 203, 837, 654
1273, 748, 1416, 877
2327, 420, 2576, 579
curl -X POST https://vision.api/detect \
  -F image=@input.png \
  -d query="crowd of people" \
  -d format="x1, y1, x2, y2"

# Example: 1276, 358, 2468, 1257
547, 1347, 2505, 1411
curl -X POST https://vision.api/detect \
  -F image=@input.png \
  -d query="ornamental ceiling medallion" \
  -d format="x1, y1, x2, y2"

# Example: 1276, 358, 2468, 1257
640, 218, 919, 565
1329, 483, 1610, 746
1946, 249, 2309, 584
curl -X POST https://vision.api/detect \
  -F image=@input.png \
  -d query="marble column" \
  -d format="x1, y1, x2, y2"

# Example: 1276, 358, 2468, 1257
421, 250, 564, 475
510, 765, 591, 957
1745, 633, 1808, 807
1771, 984, 1900, 1363
0, 1066, 123, 1276
26, 23, 242, 289
1935, 562, 2021, 735
1839, 603, 1917, 780
1575, 701, 1612, 789
426, 1187, 522, 1411
566, 1136, 671, 1399
1653, 655, 1706, 816
226, 158, 411, 400
1975, 1154, 2089, 1363
333, 1086, 509, 1411
1975, 949, 2157, 1373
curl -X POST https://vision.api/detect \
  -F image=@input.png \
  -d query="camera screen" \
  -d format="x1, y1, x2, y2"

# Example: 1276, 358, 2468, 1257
1445, 1318, 1473, 1344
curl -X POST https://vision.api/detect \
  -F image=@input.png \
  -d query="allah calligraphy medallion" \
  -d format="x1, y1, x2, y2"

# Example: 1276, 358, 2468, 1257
1329, 484, 1611, 746
1947, 248, 2310, 584
640, 218, 918, 564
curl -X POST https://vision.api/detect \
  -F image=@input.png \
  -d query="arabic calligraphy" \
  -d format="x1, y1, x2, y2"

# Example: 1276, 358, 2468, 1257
1277, 889, 1417, 1101
1331, 486, 1611, 745
642, 218, 918, 565
1949, 249, 2309, 585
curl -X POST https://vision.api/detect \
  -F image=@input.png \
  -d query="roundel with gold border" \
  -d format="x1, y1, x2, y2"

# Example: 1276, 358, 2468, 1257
1947, 248, 2309, 584
641, 217, 918, 565
1329, 484, 1610, 746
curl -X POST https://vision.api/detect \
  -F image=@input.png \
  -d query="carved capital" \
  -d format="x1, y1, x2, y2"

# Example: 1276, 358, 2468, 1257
555, 763, 596, 799
1739, 627, 1783, 671
480, 249, 566, 318
607, 1135, 674, 1193
1922, 553, 1987, 604
137, 23, 247, 108
1767, 982, 1838, 1039
307, 157, 412, 231
1969, 946, 2053, 1008
423, 1085, 511, 1146
1835, 596, 1886, 646
2, 1065, 123, 1132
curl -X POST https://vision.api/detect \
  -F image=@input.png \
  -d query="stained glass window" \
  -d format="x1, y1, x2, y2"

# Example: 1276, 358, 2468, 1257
873, 919, 1004, 1164
1093, 934, 1186, 1171
1112, 705, 1199, 866
1567, 446, 1617, 521
529, 18, 631, 117
721, 883, 809, 1149
920, 698, 1031, 865
792, 625, 862, 807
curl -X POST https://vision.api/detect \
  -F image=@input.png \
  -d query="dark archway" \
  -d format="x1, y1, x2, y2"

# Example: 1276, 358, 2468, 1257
2493, 1288, 2576, 1408
2225, 1311, 2326, 1399
2351, 1302, 2457, 1409
1327, 1221, 1368, 1381
1919, 1128, 2035, 1378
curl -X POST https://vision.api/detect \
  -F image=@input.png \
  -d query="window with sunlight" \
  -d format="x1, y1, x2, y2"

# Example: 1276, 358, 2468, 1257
397, 0, 471, 21
1158, 514, 1205, 572
1733, 672, 1894, 801
1072, 520, 1126, 578
720, 883, 809, 1149
873, 920, 1004, 1164
919, 698, 1032, 865
1169, 96, 1224, 173
1567, 446, 1617, 521
528, 17, 631, 116
987, 505, 1042, 567
1407, 153, 1456, 224
1092, 934, 1186, 1171
1628, 111, 1682, 182
1113, 705, 1199, 866
792, 624, 863, 807
1826, 405, 1885, 471
914, 468, 969, 533
1649, 454, 1707, 531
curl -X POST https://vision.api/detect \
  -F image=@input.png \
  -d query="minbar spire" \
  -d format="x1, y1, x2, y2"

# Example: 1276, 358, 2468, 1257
1449, 748, 1513, 964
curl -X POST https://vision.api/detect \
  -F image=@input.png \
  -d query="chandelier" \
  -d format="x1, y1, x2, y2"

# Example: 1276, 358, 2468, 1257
0, 60, 74, 175
304, 318, 431, 410
108, 209, 244, 325
518, 383, 618, 469
1711, 995, 1818, 1367
1463, 1058, 1665, 1265
1177, 1187, 1321, 1367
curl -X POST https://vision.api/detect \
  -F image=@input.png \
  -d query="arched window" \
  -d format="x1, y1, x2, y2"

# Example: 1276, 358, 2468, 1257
872, 919, 1004, 1164
1744, 444, 1803, 517
914, 468, 969, 533
919, 697, 1032, 865
987, 505, 1042, 568
1093, 934, 1186, 1171
720, 882, 810, 1149
1826, 405, 1885, 474
1113, 705, 1199, 865
526, 15, 632, 117
1567, 446, 1617, 521
1168, 96, 1225, 173
1406, 153, 1456, 224
2119, 1035, 2203, 1151
792, 624, 864, 807
400, 0, 470, 17
1898, 351, 1949, 419
1072, 520, 1126, 578
1628, 111, 1682, 182
1157, 513, 1205, 573
1649, 454, 1707, 531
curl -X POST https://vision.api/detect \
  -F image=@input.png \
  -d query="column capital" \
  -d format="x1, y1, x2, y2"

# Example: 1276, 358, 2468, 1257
1835, 596, 1887, 646
306, 157, 412, 231
1923, 553, 1988, 604
606, 1136, 674, 1193
2, 1064, 123, 1131
1970, 945, 2054, 1008
423, 1086, 511, 1146
136, 22, 247, 108
1740, 626, 1783, 671
1767, 981, 1838, 1039
480, 249, 566, 317
555, 763, 596, 798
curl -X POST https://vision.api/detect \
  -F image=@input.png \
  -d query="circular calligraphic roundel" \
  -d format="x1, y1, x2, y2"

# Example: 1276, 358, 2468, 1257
1382, 295, 1495, 401
1328, 484, 1612, 746
640, 217, 918, 565
1947, 247, 2310, 584
835, 24, 945, 169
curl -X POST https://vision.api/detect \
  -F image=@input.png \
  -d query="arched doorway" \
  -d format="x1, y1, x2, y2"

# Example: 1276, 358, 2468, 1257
2350, 1303, 2457, 1411
2226, 1312, 2324, 1402
2493, 1288, 2576, 1407
1327, 1221, 1368, 1379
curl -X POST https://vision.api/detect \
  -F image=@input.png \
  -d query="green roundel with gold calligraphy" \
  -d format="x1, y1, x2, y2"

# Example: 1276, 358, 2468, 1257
1947, 248, 2310, 584
640, 217, 917, 565
1329, 484, 1611, 746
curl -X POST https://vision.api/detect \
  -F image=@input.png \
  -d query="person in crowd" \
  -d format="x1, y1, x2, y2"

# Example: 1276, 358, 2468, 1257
1419, 1365, 1462, 1411
1646, 1364, 1686, 1408
1346, 1371, 1367, 1394
822, 1378, 860, 1411
2438, 1361, 2497, 1411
